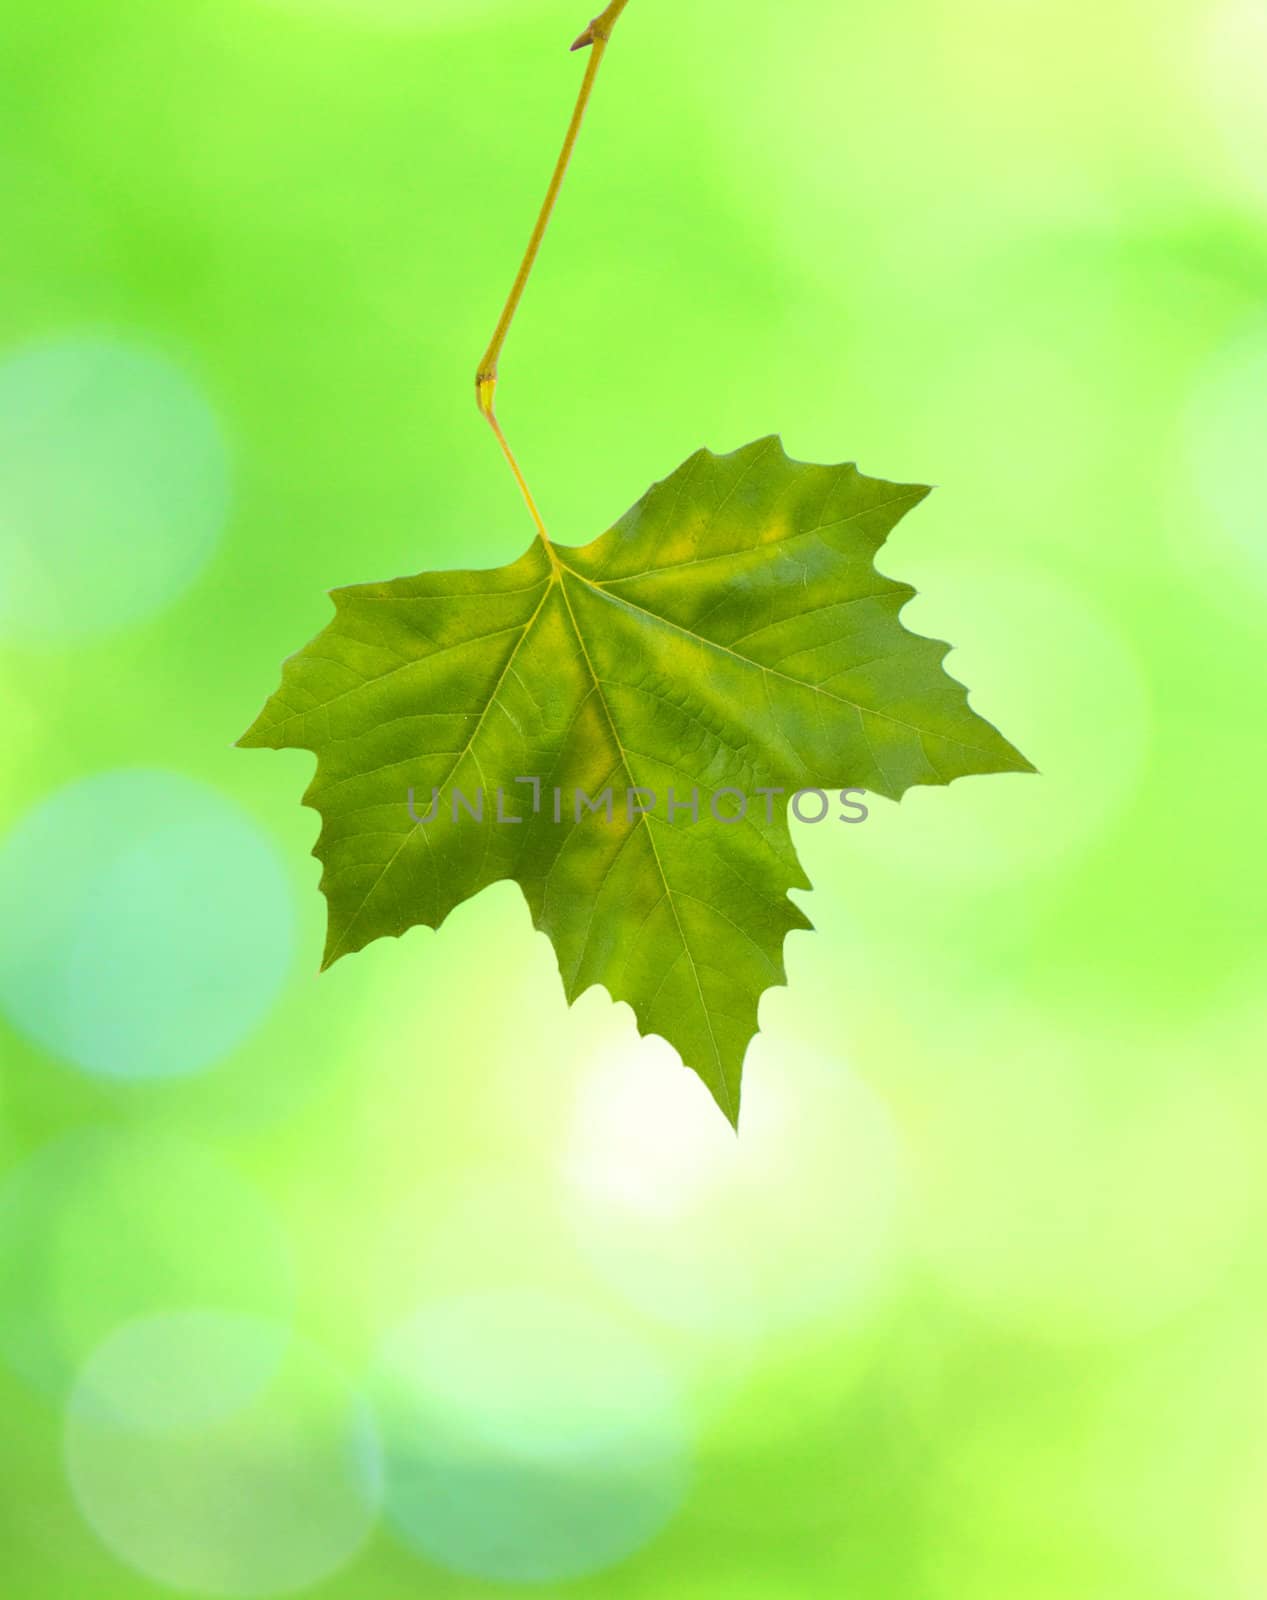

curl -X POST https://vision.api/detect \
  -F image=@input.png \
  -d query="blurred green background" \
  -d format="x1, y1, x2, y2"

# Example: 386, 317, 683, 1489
1, 0, 1265, 1595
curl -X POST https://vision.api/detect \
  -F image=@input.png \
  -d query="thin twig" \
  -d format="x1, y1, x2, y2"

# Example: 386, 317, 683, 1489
475, 1, 633, 546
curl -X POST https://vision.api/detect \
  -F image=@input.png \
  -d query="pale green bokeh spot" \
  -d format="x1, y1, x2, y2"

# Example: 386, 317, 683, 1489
0, 1129, 294, 1399
0, 770, 294, 1080
66, 1314, 382, 1597
0, 338, 229, 644
374, 1289, 692, 1583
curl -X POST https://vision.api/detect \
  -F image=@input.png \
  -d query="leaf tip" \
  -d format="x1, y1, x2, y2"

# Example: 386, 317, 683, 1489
701, 1068, 742, 1131
990, 727, 1039, 778
319, 922, 352, 972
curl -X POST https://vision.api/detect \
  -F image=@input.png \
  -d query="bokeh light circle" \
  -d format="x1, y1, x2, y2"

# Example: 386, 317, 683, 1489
374, 1289, 693, 1583
1184, 313, 1267, 587
0, 769, 293, 1080
71, 1310, 289, 1434
0, 336, 230, 643
0, 1128, 294, 1399
566, 1038, 905, 1342
66, 1313, 382, 1597
1195, 0, 1267, 208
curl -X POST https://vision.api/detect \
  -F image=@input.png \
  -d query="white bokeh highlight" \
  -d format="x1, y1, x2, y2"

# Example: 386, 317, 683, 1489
0, 336, 230, 643
565, 1036, 905, 1344
1194, 0, 1267, 208
0, 770, 293, 1080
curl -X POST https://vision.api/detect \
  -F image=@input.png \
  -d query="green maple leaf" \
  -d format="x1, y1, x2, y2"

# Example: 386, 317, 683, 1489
241, 437, 1032, 1124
